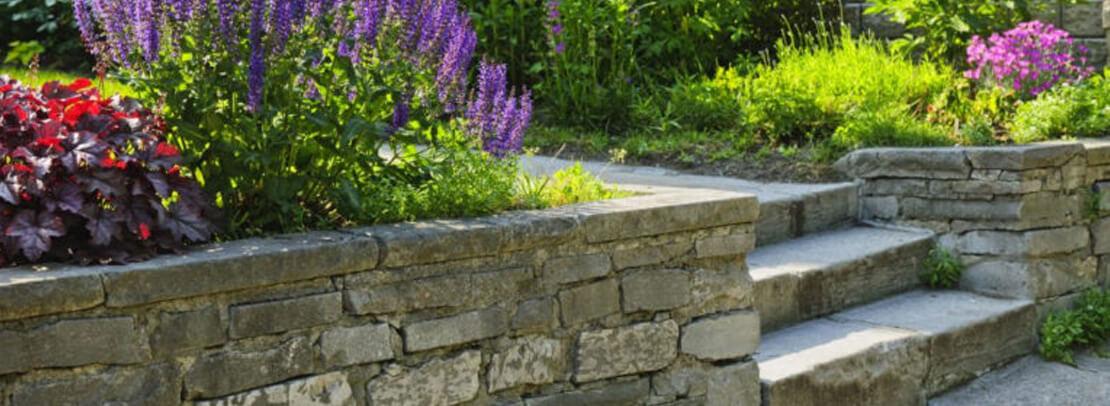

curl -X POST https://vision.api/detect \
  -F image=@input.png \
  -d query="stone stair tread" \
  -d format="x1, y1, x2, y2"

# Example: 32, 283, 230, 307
756, 290, 1037, 405
748, 226, 932, 279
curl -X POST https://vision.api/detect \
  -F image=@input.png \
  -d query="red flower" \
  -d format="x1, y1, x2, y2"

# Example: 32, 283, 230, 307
138, 223, 151, 240
154, 142, 179, 157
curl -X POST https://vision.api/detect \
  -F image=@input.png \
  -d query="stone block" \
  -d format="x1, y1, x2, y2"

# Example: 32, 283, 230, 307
687, 267, 754, 318
652, 365, 708, 399
346, 268, 533, 315
965, 143, 1084, 170
0, 268, 103, 322
707, 361, 760, 406
695, 233, 755, 259
367, 350, 481, 406
151, 306, 226, 357
404, 308, 508, 352
837, 148, 971, 180
558, 279, 620, 325
512, 297, 558, 333
543, 253, 611, 284
681, 311, 760, 361
579, 192, 758, 243
0, 317, 149, 375
12, 364, 179, 406
861, 196, 899, 220
861, 8, 906, 38
184, 336, 315, 399
860, 179, 929, 196
611, 241, 692, 270
525, 379, 650, 406
756, 198, 797, 246
102, 231, 378, 307
320, 324, 396, 368
1062, 2, 1104, 36
956, 227, 1089, 257
575, 320, 679, 383
488, 336, 566, 393
230, 292, 342, 339
800, 183, 859, 235
196, 371, 354, 406
963, 256, 1099, 299
621, 269, 691, 312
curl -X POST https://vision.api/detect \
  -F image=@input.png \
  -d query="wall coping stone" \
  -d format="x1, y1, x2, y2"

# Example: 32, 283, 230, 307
0, 188, 757, 318
838, 142, 1093, 180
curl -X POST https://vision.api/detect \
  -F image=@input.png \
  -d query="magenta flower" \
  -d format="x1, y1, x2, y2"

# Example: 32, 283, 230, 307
965, 21, 1094, 98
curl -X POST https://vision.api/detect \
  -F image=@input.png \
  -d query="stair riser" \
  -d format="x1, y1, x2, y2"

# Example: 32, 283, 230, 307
756, 184, 858, 247
755, 238, 934, 332
920, 304, 1037, 396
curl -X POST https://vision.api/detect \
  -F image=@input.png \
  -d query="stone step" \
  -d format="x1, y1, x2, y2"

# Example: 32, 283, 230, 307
519, 156, 860, 246
756, 290, 1037, 406
750, 226, 934, 332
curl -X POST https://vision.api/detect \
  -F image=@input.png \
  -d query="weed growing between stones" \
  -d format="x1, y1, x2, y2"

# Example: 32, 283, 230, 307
1040, 288, 1110, 365
921, 247, 964, 289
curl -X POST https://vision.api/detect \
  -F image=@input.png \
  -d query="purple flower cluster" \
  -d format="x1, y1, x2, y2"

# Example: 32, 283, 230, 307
546, 0, 565, 54
965, 21, 1094, 98
466, 62, 533, 157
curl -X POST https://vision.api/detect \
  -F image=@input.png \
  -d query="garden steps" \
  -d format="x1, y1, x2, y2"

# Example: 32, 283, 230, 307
749, 225, 935, 332
521, 155, 859, 246
755, 290, 1037, 406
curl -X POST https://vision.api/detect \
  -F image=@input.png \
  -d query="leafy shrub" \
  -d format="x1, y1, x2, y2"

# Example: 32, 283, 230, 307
519, 162, 627, 208
0, 0, 91, 69
744, 27, 955, 145
1010, 70, 1110, 143
634, 67, 750, 134
1040, 288, 1110, 365
919, 247, 964, 289
0, 76, 213, 264
966, 21, 1093, 99
79, 0, 532, 236
462, 0, 548, 86
867, 0, 1069, 62
741, 0, 840, 55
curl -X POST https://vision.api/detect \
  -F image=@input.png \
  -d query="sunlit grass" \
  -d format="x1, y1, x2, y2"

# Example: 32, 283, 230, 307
1, 66, 134, 97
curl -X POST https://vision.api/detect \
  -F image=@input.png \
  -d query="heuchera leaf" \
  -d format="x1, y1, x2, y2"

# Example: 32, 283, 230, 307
6, 210, 64, 260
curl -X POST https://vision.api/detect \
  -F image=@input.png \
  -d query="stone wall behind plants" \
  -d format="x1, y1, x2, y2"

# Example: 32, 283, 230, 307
839, 141, 1110, 317
0, 188, 761, 405
843, 0, 1110, 66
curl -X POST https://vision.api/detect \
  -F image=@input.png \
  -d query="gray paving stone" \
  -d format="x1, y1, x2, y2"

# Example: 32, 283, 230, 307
930, 355, 1110, 406
0, 268, 103, 322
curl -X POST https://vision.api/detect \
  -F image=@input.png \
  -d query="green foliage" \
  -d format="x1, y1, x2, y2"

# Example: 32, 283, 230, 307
633, 67, 750, 134
867, 0, 1071, 62
1010, 70, 1110, 144
920, 247, 964, 289
0, 0, 89, 69
1041, 288, 1110, 365
462, 0, 547, 86
741, 0, 841, 54
744, 27, 956, 146
516, 162, 628, 209
3, 40, 44, 65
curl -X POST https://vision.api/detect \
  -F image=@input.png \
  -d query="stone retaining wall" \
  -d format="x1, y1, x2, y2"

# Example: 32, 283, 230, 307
839, 141, 1110, 314
842, 0, 1110, 67
0, 189, 761, 405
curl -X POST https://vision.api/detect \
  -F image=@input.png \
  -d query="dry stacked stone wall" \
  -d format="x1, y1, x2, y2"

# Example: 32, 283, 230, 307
843, 0, 1110, 67
0, 189, 761, 405
839, 141, 1110, 315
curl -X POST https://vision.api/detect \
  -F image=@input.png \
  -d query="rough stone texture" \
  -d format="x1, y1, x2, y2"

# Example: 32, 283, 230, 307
680, 311, 759, 361
404, 308, 508, 352
575, 320, 679, 383
372, 213, 577, 268
1062, 1, 1105, 36
0, 269, 103, 322
0, 317, 149, 375
836, 148, 971, 180
11, 363, 179, 406
962, 256, 1098, 299
488, 336, 566, 393
580, 192, 759, 243
965, 144, 1084, 170
320, 324, 395, 367
955, 227, 1089, 257
525, 379, 650, 406
1093, 217, 1110, 254
621, 269, 691, 312
345, 267, 532, 315
931, 355, 1110, 406
367, 351, 481, 406
543, 253, 611, 284
611, 242, 692, 270
651, 365, 708, 399
695, 233, 755, 259
706, 361, 760, 406
184, 337, 315, 399
196, 371, 355, 406
511, 297, 558, 333
757, 319, 927, 406
558, 279, 620, 325
230, 292, 342, 339
151, 306, 226, 357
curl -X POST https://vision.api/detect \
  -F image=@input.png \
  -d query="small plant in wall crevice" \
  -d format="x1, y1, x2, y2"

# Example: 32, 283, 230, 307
921, 247, 963, 289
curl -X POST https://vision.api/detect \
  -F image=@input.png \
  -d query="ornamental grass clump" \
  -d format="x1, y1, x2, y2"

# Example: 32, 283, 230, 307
74, 0, 533, 235
965, 21, 1094, 99
0, 76, 214, 265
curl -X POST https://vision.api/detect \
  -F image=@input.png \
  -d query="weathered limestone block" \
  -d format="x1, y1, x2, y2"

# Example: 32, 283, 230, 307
512, 297, 558, 333
0, 317, 149, 375
928, 179, 1038, 197
621, 269, 692, 312
707, 361, 760, 406
575, 320, 679, 383
680, 266, 754, 321
346, 267, 533, 315
184, 336, 315, 399
558, 279, 620, 325
151, 306, 226, 357
681, 311, 760, 361
579, 192, 758, 243
404, 308, 508, 352
837, 148, 971, 180
196, 371, 354, 406
695, 233, 755, 259
1062, 1, 1105, 36
525, 379, 650, 406
374, 213, 576, 268
320, 324, 396, 367
0, 269, 103, 322
965, 143, 1083, 171
800, 183, 859, 235
488, 336, 566, 393
1093, 217, 1110, 254
12, 364, 180, 406
652, 365, 708, 399
230, 292, 343, 339
956, 227, 1090, 257
861, 196, 899, 220
543, 253, 611, 284
611, 241, 692, 270
860, 179, 929, 196
367, 351, 481, 406
963, 255, 1099, 299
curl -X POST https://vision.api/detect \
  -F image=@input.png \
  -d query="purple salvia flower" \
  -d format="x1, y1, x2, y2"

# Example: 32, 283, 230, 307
216, 0, 240, 50
354, 0, 384, 47
270, 0, 295, 54
73, 0, 97, 51
139, 0, 162, 63
436, 13, 475, 108
247, 0, 267, 111
391, 94, 411, 130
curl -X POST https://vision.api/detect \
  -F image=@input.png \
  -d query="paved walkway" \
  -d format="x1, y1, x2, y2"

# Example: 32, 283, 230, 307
931, 343, 1110, 405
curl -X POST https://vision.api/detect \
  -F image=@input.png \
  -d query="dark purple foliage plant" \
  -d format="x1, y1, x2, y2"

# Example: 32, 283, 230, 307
73, 0, 533, 235
0, 76, 214, 265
